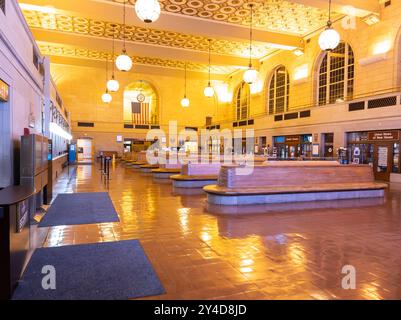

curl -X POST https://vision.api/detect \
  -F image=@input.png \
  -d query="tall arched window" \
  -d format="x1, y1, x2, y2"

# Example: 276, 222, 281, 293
268, 66, 290, 114
235, 81, 250, 120
318, 42, 354, 105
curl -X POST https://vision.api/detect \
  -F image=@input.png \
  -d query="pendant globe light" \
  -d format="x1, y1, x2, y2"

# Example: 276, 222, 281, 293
319, 0, 340, 51
102, 91, 112, 103
181, 63, 190, 108
107, 28, 120, 92
243, 3, 258, 85
102, 57, 112, 104
116, 1, 133, 72
135, 0, 161, 23
204, 39, 215, 98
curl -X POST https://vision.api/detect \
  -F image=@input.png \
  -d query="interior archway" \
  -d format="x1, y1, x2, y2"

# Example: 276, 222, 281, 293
123, 80, 159, 125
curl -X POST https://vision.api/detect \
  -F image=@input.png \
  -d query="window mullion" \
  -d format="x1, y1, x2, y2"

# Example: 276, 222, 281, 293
326, 53, 331, 104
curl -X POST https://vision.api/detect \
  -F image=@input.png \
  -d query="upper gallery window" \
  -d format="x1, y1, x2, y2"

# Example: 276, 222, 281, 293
235, 81, 250, 120
318, 42, 354, 105
268, 66, 290, 114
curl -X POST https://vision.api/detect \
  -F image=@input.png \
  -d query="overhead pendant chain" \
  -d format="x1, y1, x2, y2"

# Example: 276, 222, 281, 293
328, 0, 332, 26
105, 56, 109, 84
208, 39, 211, 85
123, 0, 126, 52
116, 0, 133, 72
249, 3, 253, 68
184, 63, 187, 96
242, 3, 258, 84
318, 0, 340, 51
112, 28, 115, 78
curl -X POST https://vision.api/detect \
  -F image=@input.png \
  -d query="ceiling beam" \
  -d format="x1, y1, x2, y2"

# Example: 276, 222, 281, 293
288, 0, 380, 17
19, 0, 302, 49
48, 57, 228, 80
31, 28, 257, 68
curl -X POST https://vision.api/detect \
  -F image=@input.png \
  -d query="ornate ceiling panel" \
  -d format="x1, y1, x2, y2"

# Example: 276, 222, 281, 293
37, 42, 242, 74
113, 0, 333, 35
22, 8, 276, 59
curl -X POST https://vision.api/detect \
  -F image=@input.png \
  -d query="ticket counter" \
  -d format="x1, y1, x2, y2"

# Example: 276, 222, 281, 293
273, 134, 313, 159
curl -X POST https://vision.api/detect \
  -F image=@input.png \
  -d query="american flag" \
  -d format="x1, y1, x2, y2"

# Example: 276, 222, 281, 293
131, 102, 149, 124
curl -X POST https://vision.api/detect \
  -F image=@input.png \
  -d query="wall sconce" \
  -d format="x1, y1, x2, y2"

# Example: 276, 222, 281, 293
359, 40, 391, 66
293, 64, 308, 83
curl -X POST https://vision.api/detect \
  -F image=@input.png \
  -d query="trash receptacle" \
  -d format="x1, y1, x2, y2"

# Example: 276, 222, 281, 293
0, 185, 34, 300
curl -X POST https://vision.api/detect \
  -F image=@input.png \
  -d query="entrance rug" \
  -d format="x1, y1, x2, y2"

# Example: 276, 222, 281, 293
38, 192, 119, 227
12, 240, 165, 300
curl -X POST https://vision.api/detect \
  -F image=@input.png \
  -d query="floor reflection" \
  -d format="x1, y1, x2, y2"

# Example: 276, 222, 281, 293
43, 162, 401, 300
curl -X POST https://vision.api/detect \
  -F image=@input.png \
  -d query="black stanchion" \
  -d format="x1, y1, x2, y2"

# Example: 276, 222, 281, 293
99, 155, 104, 172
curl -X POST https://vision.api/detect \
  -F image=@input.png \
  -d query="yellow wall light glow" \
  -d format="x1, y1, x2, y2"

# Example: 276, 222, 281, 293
250, 78, 263, 94
19, 3, 56, 14
214, 82, 232, 103
293, 64, 308, 81
373, 40, 392, 55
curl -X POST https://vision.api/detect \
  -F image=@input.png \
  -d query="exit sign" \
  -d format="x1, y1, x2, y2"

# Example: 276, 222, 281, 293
0, 79, 9, 102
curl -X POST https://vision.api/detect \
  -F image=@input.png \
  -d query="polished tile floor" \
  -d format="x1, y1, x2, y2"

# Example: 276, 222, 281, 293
42, 162, 401, 300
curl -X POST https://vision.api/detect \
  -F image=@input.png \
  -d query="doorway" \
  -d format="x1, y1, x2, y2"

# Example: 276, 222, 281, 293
77, 138, 94, 164
374, 144, 393, 181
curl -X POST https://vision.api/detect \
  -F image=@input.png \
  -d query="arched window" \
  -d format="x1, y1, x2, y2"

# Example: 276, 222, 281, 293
318, 42, 354, 105
268, 66, 290, 114
123, 80, 159, 124
235, 81, 250, 120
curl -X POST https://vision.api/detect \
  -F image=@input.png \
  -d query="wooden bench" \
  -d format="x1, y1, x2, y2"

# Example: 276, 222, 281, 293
139, 164, 159, 173
170, 163, 223, 188
151, 163, 182, 179
127, 151, 149, 168
203, 163, 387, 206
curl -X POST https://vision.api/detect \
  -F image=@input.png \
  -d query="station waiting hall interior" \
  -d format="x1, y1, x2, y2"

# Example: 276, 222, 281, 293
1, 0, 401, 300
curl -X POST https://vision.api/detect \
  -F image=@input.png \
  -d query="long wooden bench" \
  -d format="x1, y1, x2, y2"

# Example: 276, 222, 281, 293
171, 163, 223, 188
139, 164, 159, 173
127, 151, 149, 168
203, 163, 387, 205
151, 163, 182, 179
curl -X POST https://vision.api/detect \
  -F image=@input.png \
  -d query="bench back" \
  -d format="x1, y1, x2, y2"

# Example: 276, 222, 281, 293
218, 164, 375, 188
182, 163, 223, 176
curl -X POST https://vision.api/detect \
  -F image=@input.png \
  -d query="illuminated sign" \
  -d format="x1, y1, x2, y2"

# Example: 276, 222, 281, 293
368, 131, 399, 141
0, 79, 9, 102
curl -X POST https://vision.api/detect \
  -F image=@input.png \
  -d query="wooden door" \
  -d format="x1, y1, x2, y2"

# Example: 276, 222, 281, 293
374, 144, 393, 181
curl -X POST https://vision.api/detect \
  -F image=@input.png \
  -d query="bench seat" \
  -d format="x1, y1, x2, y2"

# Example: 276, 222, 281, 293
171, 174, 218, 188
203, 163, 388, 206
139, 164, 159, 172
151, 168, 181, 180
128, 161, 146, 167
204, 182, 387, 196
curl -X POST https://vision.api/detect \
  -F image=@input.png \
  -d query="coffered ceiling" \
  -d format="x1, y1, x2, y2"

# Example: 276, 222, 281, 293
19, 0, 380, 76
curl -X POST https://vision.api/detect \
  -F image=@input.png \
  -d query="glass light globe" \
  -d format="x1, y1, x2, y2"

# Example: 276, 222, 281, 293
243, 67, 258, 84
102, 92, 112, 103
116, 52, 133, 72
319, 27, 340, 51
181, 96, 190, 108
107, 78, 119, 92
204, 85, 214, 98
135, 0, 161, 23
